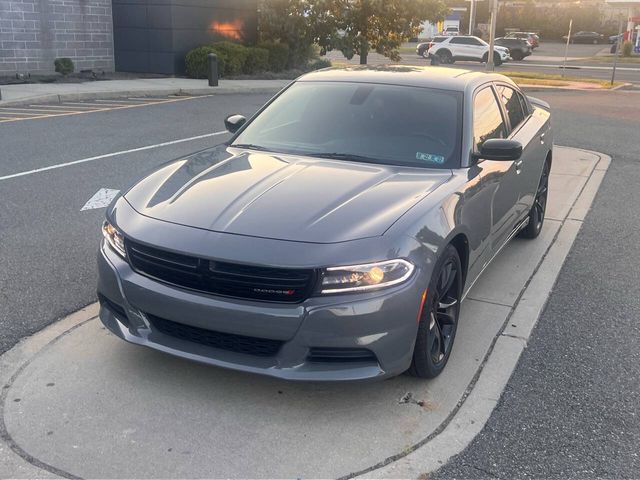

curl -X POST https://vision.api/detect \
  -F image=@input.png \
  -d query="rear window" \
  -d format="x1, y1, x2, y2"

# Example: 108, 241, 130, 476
233, 82, 463, 169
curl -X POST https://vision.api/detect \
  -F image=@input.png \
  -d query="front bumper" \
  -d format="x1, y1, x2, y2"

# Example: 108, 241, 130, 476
97, 241, 425, 382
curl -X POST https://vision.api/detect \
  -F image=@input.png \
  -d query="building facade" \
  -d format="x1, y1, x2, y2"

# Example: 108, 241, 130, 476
0, 0, 257, 75
0, 0, 114, 74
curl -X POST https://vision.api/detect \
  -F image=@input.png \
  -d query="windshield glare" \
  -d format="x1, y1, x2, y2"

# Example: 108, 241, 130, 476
232, 81, 462, 169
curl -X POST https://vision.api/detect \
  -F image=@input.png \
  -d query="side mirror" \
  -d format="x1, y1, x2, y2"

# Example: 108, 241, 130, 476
224, 114, 246, 134
476, 139, 523, 161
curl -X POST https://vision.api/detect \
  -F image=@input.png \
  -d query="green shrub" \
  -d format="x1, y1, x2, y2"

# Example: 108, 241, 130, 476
185, 46, 218, 79
54, 57, 74, 76
288, 43, 318, 70
243, 47, 269, 74
622, 40, 633, 57
210, 41, 249, 77
258, 41, 289, 72
307, 58, 332, 71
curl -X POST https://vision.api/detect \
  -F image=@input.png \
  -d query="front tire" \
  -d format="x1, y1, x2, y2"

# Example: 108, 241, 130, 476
520, 159, 550, 239
408, 244, 462, 379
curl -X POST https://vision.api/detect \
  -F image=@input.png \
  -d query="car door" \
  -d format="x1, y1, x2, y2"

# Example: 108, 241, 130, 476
467, 36, 487, 60
472, 85, 520, 252
448, 37, 469, 59
494, 84, 541, 219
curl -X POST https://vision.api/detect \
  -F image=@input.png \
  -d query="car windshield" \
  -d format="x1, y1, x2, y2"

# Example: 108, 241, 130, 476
231, 81, 463, 169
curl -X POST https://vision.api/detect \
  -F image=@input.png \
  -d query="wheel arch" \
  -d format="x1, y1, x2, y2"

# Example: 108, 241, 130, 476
448, 233, 470, 290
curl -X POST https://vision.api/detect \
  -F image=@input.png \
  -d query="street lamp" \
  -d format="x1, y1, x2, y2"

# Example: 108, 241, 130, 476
486, 0, 498, 71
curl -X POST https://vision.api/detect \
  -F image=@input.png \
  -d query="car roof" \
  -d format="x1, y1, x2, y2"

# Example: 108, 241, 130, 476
297, 65, 513, 92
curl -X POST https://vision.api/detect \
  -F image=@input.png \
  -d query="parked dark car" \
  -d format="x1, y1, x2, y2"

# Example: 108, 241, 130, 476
495, 37, 532, 60
563, 31, 605, 44
416, 36, 447, 57
505, 32, 539, 48
98, 66, 552, 382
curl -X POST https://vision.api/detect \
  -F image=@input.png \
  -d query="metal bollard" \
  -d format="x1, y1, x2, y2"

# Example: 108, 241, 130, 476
208, 53, 219, 87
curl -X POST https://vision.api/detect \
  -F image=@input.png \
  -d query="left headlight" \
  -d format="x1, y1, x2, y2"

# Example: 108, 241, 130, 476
320, 259, 415, 294
102, 220, 126, 258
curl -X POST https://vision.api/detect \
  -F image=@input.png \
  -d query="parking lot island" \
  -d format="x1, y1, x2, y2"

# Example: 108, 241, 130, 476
0, 147, 610, 479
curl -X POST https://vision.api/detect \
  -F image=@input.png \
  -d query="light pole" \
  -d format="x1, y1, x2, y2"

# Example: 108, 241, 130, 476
561, 19, 572, 77
486, 0, 498, 71
468, 0, 477, 35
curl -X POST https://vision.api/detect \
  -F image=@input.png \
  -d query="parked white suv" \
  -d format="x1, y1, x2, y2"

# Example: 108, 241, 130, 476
427, 36, 510, 66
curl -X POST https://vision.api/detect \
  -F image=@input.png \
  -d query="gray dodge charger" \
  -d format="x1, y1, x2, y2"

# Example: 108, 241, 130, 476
98, 66, 552, 381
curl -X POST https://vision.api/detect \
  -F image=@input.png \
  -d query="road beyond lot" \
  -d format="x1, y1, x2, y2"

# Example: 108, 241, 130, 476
0, 146, 607, 478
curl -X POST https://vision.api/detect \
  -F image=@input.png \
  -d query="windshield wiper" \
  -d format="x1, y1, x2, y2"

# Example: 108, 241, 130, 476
230, 143, 270, 152
305, 152, 379, 164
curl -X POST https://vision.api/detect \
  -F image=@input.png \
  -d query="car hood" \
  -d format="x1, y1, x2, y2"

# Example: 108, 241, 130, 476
124, 146, 451, 244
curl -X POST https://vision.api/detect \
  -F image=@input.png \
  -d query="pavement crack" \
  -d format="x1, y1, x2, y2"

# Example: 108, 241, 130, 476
463, 462, 503, 479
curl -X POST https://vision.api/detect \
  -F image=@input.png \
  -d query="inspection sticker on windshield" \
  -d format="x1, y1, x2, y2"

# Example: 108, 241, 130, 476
416, 152, 445, 165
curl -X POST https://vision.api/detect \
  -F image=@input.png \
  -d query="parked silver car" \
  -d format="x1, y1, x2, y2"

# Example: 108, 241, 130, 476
97, 66, 552, 381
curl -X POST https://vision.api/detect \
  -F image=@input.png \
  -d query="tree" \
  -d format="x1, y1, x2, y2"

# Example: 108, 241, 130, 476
258, 0, 339, 69
328, 0, 449, 64
259, 0, 448, 66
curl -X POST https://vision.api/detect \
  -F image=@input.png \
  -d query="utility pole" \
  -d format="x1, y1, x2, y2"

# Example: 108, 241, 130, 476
562, 19, 572, 78
486, 0, 497, 71
468, 0, 477, 35
611, 15, 624, 86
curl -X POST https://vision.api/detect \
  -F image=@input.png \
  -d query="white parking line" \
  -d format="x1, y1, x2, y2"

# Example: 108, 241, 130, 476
0, 131, 228, 182
81, 188, 121, 210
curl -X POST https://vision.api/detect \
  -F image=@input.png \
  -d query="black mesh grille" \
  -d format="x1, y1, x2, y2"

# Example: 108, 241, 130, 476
308, 348, 377, 363
126, 240, 316, 303
147, 314, 284, 357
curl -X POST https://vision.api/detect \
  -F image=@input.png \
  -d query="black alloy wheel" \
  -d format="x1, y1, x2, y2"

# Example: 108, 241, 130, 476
520, 160, 550, 239
409, 244, 462, 379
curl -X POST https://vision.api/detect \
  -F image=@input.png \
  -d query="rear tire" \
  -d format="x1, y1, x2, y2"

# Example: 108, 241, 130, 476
438, 50, 453, 64
408, 244, 462, 379
520, 160, 550, 239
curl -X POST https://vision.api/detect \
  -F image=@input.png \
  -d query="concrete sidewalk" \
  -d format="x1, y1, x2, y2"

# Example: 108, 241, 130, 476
0, 78, 290, 107
0, 147, 610, 479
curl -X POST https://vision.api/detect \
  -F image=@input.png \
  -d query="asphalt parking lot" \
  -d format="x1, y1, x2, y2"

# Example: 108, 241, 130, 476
1, 89, 639, 478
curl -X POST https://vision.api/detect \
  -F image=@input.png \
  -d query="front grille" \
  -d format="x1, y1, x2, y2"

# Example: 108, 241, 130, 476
308, 347, 377, 363
147, 314, 283, 357
126, 240, 316, 303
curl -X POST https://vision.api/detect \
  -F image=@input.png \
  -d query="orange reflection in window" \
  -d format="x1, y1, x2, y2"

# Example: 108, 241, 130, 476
210, 20, 244, 40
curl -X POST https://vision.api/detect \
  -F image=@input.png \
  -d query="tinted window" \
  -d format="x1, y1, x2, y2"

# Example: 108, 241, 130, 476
496, 86, 526, 130
450, 37, 468, 44
233, 82, 463, 169
473, 87, 506, 150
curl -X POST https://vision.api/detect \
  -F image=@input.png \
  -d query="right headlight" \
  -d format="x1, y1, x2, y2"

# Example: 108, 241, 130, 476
319, 259, 415, 294
102, 220, 126, 258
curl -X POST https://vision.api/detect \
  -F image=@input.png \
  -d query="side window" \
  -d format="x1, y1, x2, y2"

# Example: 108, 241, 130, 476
517, 92, 530, 116
473, 87, 507, 151
496, 85, 526, 131
469, 38, 483, 46
450, 37, 465, 44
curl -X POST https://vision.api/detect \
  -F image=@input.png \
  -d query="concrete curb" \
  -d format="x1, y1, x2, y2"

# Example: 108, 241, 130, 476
0, 86, 284, 108
357, 149, 611, 479
520, 82, 633, 92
